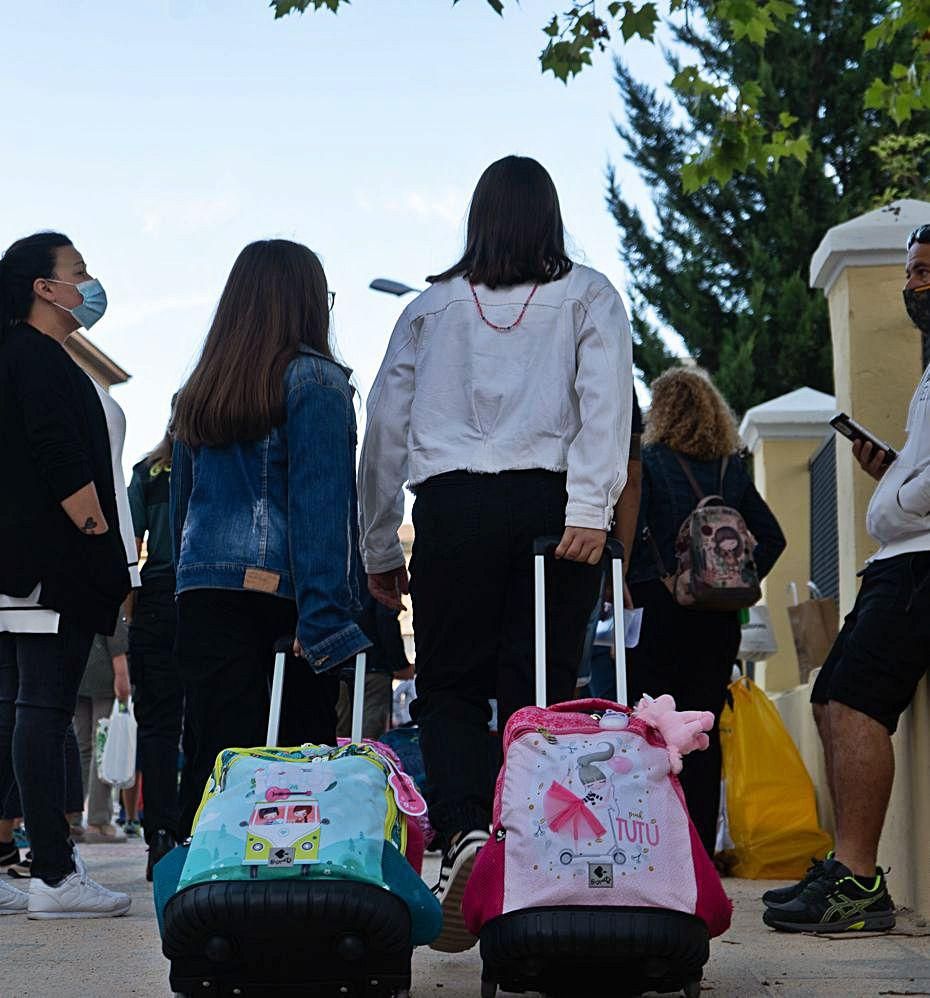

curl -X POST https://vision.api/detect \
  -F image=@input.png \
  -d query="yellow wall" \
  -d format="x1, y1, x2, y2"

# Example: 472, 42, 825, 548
827, 265, 922, 613
753, 436, 827, 692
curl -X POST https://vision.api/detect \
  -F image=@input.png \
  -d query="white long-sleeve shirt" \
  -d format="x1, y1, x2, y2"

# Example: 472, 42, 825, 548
358, 266, 633, 573
866, 364, 930, 560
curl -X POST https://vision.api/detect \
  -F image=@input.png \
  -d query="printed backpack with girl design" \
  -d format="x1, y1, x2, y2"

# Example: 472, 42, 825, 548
651, 453, 761, 611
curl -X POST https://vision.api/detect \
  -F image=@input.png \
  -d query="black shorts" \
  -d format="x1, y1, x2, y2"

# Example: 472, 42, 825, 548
811, 552, 930, 733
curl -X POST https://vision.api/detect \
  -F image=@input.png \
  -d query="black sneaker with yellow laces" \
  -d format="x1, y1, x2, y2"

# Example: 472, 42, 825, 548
763, 859, 895, 933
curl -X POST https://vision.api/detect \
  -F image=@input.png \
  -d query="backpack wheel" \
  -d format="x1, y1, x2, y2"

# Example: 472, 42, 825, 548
683, 979, 702, 998
481, 980, 498, 998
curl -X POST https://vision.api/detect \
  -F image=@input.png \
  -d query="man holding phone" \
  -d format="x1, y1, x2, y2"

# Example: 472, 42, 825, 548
763, 225, 930, 934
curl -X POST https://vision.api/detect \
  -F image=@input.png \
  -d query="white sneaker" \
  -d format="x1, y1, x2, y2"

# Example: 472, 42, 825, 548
430, 828, 489, 953
28, 853, 131, 920
0, 877, 28, 915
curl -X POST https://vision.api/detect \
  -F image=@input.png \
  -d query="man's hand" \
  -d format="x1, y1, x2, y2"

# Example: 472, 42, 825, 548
369, 565, 410, 611
112, 654, 131, 702
555, 527, 607, 566
852, 439, 890, 481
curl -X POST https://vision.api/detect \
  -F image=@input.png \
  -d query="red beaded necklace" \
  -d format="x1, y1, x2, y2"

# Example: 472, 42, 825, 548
469, 281, 539, 332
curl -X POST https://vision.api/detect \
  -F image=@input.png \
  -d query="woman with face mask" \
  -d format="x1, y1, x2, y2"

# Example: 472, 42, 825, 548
170, 240, 370, 839
0, 232, 135, 918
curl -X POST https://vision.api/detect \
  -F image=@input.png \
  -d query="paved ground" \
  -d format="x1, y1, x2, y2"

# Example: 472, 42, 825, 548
2, 841, 929, 997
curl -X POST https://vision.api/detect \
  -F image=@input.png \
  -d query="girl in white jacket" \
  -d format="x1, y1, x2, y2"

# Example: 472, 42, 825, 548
358, 156, 632, 951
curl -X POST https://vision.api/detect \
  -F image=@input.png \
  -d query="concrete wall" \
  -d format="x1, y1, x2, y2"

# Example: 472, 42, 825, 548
827, 264, 921, 613
753, 436, 825, 692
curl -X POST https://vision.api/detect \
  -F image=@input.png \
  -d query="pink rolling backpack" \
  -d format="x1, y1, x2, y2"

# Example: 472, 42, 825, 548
463, 538, 731, 998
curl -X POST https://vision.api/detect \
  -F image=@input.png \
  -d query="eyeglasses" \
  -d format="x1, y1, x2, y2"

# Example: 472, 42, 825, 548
328, 291, 336, 311
907, 224, 930, 249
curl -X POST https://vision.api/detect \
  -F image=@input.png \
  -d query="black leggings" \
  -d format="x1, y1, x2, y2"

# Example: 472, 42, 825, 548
175, 589, 339, 838
626, 579, 740, 858
409, 470, 602, 847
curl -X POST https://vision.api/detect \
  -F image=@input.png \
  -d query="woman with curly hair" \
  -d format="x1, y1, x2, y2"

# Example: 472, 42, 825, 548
626, 366, 785, 856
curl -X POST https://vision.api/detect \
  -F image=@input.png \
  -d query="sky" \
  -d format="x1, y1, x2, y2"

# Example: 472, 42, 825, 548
1, 0, 675, 475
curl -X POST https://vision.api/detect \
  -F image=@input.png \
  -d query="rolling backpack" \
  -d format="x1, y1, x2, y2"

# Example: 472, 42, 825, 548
655, 453, 761, 611
157, 646, 441, 998
463, 538, 732, 998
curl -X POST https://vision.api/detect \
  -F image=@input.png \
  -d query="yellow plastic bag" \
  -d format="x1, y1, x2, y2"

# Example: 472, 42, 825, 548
720, 676, 832, 879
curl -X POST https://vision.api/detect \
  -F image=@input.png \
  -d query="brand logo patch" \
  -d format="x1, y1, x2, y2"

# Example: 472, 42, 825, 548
588, 862, 613, 888
269, 847, 295, 867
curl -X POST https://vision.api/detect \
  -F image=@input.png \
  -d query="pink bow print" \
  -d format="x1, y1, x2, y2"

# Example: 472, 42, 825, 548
544, 781, 607, 841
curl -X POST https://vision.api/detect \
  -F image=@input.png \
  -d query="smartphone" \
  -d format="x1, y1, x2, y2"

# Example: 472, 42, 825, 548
830, 412, 898, 466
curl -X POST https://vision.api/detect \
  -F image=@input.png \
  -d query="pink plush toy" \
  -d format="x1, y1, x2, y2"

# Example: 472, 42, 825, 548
633, 694, 715, 775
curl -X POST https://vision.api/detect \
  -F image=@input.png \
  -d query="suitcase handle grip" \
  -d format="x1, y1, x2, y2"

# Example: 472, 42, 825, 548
533, 536, 627, 709
532, 535, 625, 562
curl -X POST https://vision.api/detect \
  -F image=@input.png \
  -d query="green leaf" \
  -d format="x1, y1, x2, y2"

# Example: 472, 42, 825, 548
778, 111, 798, 127
619, 2, 659, 43
864, 78, 892, 110
891, 62, 910, 80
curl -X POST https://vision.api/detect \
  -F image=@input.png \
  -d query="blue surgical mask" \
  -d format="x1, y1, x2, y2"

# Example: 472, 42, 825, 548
47, 278, 108, 329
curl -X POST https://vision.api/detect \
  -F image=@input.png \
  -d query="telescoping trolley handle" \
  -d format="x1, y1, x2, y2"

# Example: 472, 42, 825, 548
266, 638, 368, 747
532, 536, 627, 709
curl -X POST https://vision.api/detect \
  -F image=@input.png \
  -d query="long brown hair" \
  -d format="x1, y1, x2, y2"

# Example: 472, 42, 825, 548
427, 156, 573, 289
644, 367, 741, 460
173, 240, 333, 448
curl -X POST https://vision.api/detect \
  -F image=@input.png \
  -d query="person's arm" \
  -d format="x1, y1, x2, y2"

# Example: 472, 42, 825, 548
738, 468, 787, 579
126, 467, 148, 621
287, 376, 371, 667
375, 603, 413, 678
612, 446, 642, 608
897, 468, 930, 516
15, 343, 110, 534
169, 440, 193, 570
612, 442, 643, 561
358, 308, 417, 604
106, 615, 131, 702
561, 285, 633, 564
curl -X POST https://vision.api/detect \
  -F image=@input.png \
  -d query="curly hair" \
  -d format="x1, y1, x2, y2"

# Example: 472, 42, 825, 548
643, 366, 741, 460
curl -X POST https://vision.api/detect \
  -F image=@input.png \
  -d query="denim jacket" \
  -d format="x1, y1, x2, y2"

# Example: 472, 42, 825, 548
627, 443, 786, 586
170, 347, 371, 673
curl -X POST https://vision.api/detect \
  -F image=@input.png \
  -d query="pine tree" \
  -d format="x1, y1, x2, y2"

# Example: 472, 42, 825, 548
609, 1, 930, 413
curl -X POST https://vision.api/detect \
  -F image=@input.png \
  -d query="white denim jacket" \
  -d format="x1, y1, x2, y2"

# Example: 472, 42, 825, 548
358, 266, 634, 573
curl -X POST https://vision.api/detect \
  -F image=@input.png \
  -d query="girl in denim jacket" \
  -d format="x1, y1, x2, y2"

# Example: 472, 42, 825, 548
170, 240, 370, 837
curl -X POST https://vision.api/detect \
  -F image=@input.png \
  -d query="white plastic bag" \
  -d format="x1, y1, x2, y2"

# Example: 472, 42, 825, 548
97, 698, 137, 789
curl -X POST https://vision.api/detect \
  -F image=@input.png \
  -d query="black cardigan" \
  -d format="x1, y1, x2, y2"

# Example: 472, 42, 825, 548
0, 323, 130, 635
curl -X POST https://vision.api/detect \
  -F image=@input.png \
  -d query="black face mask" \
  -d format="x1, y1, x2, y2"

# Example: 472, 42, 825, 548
904, 284, 930, 333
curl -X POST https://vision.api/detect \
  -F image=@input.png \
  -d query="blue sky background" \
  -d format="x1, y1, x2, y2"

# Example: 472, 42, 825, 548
2, 0, 675, 474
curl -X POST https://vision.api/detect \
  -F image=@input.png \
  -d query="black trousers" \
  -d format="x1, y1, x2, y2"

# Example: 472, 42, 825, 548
0, 621, 94, 883
130, 582, 184, 843
626, 579, 740, 858
176, 589, 339, 838
409, 470, 602, 847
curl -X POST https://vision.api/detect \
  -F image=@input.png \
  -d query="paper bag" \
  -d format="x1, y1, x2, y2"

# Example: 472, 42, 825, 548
787, 597, 839, 684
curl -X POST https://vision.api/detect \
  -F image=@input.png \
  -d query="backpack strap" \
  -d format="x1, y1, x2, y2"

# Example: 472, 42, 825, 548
719, 454, 730, 495
673, 452, 705, 501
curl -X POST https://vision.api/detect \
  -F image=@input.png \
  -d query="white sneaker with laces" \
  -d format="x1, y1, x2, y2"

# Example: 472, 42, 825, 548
28, 851, 131, 920
0, 877, 28, 915
430, 828, 489, 953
